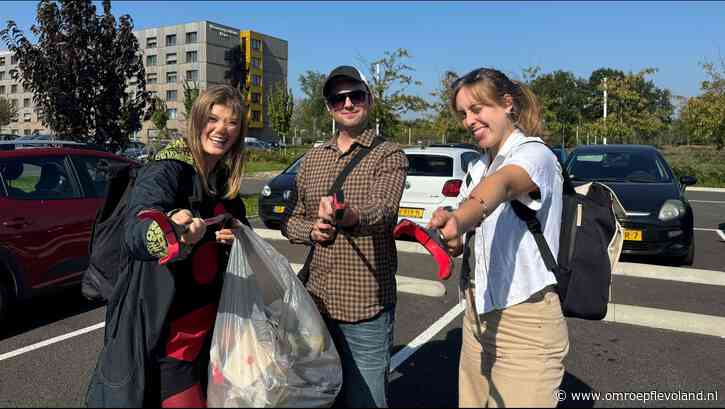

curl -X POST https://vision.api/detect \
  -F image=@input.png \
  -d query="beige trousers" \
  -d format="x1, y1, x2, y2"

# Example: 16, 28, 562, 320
459, 287, 569, 408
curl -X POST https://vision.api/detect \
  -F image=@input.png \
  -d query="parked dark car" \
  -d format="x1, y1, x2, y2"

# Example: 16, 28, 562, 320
566, 144, 697, 265
258, 155, 304, 229
551, 146, 567, 164
0, 141, 138, 322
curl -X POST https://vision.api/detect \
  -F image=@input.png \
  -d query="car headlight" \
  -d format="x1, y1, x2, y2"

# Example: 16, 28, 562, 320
658, 199, 685, 221
261, 185, 271, 197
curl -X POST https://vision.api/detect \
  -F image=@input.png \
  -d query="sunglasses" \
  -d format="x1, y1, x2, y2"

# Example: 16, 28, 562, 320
327, 90, 368, 111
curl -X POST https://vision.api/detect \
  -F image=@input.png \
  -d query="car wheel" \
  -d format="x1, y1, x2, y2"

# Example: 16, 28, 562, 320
679, 241, 695, 266
0, 280, 9, 324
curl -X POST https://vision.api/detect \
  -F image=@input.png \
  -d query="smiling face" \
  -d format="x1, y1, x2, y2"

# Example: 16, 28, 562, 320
326, 79, 371, 132
200, 103, 241, 169
454, 86, 514, 153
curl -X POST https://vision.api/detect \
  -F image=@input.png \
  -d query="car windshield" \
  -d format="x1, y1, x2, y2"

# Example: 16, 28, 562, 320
406, 154, 453, 177
283, 156, 304, 174
566, 150, 672, 183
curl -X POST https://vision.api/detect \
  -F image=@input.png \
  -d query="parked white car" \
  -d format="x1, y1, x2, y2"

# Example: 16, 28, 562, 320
398, 146, 481, 227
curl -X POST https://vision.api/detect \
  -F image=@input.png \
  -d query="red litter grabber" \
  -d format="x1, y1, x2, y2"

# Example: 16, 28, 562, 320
331, 191, 347, 225
137, 211, 234, 265
393, 218, 453, 280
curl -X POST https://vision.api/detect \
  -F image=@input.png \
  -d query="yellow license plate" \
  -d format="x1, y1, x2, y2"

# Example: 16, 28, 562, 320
273, 206, 285, 214
398, 207, 424, 218
624, 229, 643, 241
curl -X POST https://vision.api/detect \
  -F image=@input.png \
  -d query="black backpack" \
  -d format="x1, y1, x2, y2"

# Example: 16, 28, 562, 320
510, 142, 624, 320
81, 161, 139, 302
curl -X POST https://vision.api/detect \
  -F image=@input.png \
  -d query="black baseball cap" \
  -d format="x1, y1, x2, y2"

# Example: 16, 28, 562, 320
323, 65, 372, 98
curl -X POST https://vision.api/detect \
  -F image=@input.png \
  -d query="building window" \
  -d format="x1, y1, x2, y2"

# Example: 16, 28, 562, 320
23, 129, 31, 135
11, 55, 19, 64
166, 71, 177, 84
11, 84, 18, 94
251, 39, 262, 50
165, 34, 177, 47
9, 99, 17, 107
166, 90, 177, 101
166, 53, 177, 65
185, 70, 198, 82
146, 37, 157, 48
146, 73, 158, 84
11, 129, 18, 135
0, 85, 4, 94
23, 98, 30, 108
251, 75, 261, 86
167, 108, 177, 120
215, 29, 230, 40
251, 110, 261, 122
251, 92, 260, 104
0, 57, 5, 65
185, 31, 197, 44
0, 71, 4, 80
23, 112, 31, 122
146, 55, 157, 66
186, 50, 198, 64
251, 56, 261, 69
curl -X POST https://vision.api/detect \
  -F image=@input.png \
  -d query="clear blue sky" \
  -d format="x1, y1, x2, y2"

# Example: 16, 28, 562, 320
3, 1, 725, 107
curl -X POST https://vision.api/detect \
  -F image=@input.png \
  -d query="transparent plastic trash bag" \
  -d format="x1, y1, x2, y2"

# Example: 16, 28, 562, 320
207, 224, 342, 408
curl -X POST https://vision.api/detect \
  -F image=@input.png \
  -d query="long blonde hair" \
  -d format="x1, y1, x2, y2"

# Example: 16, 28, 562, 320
185, 84, 246, 199
449, 67, 544, 137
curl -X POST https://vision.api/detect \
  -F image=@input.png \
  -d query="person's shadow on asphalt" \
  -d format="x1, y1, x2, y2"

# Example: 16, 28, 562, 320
388, 328, 595, 408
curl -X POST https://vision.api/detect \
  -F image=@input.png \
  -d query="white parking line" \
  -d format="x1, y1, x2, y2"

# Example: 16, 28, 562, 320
718, 229, 725, 242
0, 322, 105, 363
390, 302, 465, 372
604, 304, 725, 338
1, 229, 722, 364
616, 262, 725, 286
689, 200, 725, 204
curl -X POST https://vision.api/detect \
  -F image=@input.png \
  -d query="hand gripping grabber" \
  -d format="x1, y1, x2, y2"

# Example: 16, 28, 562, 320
137, 210, 233, 265
393, 218, 453, 280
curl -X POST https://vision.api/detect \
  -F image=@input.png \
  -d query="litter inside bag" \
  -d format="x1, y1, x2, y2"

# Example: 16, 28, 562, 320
207, 225, 342, 408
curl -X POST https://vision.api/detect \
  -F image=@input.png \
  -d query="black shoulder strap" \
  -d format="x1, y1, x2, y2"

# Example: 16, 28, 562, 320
510, 201, 559, 273
508, 139, 565, 273
327, 137, 383, 195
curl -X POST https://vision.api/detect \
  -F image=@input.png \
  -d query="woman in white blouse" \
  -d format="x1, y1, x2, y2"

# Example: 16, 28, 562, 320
429, 67, 568, 408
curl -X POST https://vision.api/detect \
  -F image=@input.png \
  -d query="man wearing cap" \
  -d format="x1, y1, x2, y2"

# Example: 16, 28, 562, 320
282, 65, 408, 408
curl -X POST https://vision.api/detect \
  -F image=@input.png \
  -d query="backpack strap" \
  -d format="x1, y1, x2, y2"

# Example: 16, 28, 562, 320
297, 136, 384, 284
510, 201, 559, 273
508, 139, 568, 274
327, 137, 383, 195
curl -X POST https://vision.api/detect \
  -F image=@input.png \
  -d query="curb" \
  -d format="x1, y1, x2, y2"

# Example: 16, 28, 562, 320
687, 187, 725, 193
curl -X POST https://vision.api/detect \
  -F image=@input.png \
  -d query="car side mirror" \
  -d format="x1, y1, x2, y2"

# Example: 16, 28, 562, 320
680, 175, 697, 187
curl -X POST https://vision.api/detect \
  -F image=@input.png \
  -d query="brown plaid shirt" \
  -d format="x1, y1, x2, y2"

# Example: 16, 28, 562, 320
281, 129, 408, 322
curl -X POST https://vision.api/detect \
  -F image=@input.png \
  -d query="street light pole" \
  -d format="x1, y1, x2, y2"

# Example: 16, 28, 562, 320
603, 77, 608, 120
375, 63, 381, 136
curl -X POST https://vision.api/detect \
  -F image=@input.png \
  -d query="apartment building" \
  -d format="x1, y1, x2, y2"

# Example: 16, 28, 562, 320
0, 21, 288, 143
0, 51, 45, 136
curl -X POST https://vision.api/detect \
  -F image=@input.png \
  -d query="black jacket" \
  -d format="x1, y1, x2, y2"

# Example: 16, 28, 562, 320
86, 140, 248, 407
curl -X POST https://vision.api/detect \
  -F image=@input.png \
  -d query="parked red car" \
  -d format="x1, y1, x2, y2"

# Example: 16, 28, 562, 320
0, 141, 137, 322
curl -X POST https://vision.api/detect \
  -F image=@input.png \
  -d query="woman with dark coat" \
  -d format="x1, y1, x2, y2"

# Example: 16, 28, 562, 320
86, 85, 249, 407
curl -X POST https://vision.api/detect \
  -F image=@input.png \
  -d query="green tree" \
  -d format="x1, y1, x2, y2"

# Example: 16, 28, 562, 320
0, 97, 18, 130
182, 81, 200, 119
297, 70, 331, 142
364, 48, 429, 141
267, 82, 294, 144
150, 96, 169, 141
530, 70, 589, 146
680, 58, 725, 149
429, 70, 468, 143
0, 0, 149, 152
